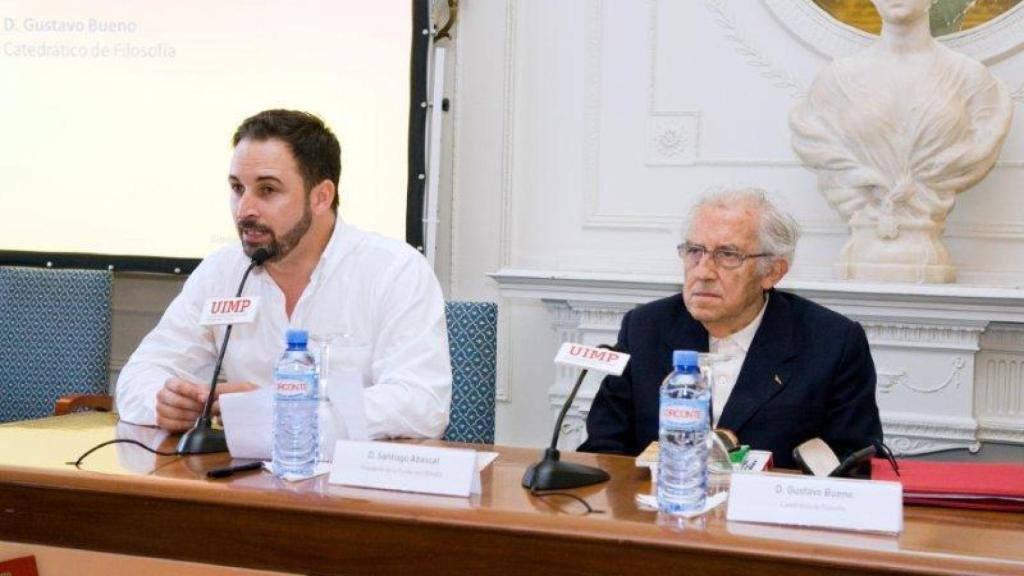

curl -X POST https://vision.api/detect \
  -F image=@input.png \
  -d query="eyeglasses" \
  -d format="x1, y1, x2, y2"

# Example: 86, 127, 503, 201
677, 242, 772, 270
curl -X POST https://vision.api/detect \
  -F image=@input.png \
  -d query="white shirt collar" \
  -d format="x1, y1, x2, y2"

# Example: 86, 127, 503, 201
304, 217, 360, 285
319, 217, 358, 264
711, 293, 769, 354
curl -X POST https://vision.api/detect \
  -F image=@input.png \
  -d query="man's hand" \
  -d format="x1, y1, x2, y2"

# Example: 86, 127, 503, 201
156, 378, 209, 432
156, 379, 260, 432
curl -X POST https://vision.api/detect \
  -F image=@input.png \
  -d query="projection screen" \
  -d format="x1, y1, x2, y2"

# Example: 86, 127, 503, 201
0, 0, 413, 271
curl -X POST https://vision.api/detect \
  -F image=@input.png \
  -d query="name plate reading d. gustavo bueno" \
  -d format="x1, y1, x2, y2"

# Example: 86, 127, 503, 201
726, 472, 903, 534
329, 440, 479, 497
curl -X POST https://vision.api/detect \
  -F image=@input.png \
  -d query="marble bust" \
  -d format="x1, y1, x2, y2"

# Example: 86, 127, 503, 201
790, 0, 1013, 283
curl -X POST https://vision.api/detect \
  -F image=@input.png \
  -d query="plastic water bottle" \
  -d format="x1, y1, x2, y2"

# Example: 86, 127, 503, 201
272, 329, 319, 477
657, 349, 710, 515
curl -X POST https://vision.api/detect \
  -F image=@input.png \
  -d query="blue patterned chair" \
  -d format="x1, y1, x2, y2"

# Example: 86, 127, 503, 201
0, 267, 113, 422
442, 301, 497, 444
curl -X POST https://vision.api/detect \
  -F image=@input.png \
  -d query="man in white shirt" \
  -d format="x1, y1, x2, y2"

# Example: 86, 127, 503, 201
116, 109, 452, 439
579, 188, 882, 468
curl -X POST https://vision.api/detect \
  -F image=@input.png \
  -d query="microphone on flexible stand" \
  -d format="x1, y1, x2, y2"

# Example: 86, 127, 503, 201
522, 343, 630, 491
177, 247, 271, 455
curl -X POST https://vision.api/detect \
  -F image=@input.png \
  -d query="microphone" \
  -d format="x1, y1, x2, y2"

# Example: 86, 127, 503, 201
522, 343, 630, 491
177, 248, 271, 454
250, 247, 272, 266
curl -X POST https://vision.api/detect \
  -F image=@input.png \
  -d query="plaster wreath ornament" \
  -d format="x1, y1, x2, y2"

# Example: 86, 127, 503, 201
790, 0, 1013, 283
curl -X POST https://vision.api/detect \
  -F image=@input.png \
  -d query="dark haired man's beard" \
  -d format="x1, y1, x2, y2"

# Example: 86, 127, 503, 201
237, 202, 313, 263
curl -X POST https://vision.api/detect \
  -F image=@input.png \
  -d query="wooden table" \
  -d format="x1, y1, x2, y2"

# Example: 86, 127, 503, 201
0, 413, 1021, 576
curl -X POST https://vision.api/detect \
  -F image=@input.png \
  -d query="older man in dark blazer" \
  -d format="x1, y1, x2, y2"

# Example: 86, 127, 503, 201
579, 188, 882, 469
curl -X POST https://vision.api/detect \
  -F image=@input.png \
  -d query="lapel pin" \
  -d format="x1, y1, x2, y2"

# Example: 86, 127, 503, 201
773, 374, 783, 386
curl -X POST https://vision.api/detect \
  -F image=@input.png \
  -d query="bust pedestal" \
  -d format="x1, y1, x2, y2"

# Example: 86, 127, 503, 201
836, 219, 956, 283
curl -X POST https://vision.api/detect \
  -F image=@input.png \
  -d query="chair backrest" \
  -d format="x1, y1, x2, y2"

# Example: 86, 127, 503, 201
442, 301, 497, 444
0, 267, 112, 422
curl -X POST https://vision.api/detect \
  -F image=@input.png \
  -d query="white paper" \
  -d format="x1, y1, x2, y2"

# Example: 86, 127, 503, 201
261, 461, 331, 482
472, 451, 499, 494
220, 387, 274, 460
635, 491, 728, 518
221, 372, 370, 462
476, 451, 499, 471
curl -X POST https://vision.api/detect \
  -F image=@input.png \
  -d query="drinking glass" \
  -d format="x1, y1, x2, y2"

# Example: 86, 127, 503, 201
307, 332, 370, 460
699, 353, 735, 488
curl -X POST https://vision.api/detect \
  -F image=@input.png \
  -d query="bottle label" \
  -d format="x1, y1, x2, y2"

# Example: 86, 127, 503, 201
660, 398, 709, 432
275, 375, 316, 398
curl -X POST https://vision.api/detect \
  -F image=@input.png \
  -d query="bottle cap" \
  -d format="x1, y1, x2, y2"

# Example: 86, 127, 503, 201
672, 349, 699, 369
286, 329, 308, 348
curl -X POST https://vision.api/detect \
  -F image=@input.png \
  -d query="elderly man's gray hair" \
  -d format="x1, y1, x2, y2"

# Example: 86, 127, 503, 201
683, 187, 801, 274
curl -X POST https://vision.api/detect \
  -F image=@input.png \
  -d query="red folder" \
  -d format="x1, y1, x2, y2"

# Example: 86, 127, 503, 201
871, 458, 1024, 511
0, 556, 39, 576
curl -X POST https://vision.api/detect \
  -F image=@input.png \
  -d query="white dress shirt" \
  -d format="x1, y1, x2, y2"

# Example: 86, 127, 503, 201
708, 295, 769, 427
115, 221, 453, 439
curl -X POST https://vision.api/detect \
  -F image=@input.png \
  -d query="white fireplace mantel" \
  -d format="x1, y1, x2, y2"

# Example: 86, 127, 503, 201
491, 268, 1024, 455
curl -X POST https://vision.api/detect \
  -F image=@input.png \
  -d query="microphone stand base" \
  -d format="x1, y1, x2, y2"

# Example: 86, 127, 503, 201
522, 452, 610, 491
176, 426, 228, 455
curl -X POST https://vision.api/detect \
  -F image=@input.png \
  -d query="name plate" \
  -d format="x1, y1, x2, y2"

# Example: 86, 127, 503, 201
329, 440, 480, 497
200, 296, 259, 325
726, 472, 903, 534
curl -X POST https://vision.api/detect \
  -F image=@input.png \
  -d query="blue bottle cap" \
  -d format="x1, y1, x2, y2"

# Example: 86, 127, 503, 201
286, 329, 308, 348
672, 349, 699, 369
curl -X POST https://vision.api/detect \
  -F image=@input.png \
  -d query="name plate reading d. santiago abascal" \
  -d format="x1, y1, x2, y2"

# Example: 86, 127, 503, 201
726, 472, 903, 534
329, 440, 480, 497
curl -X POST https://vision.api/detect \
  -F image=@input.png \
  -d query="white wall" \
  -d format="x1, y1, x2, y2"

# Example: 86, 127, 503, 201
445, 0, 1024, 449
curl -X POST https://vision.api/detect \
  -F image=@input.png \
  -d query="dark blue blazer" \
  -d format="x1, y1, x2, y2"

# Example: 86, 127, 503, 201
578, 290, 882, 469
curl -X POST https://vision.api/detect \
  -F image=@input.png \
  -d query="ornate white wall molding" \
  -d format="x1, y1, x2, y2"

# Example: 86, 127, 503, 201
645, 112, 700, 166
540, 298, 635, 449
785, 280, 1024, 324
581, 0, 614, 231
975, 323, 1024, 444
498, 0, 519, 269
977, 417, 1024, 444
491, 268, 679, 303
703, 0, 806, 97
862, 322, 984, 351
764, 0, 1024, 64
979, 323, 1024, 351
492, 269, 1024, 452
876, 356, 966, 395
762, 216, 1024, 241
881, 412, 980, 455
